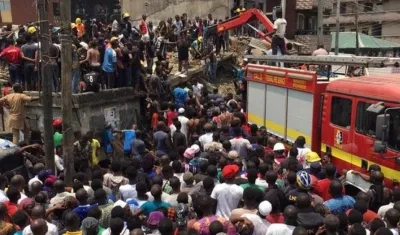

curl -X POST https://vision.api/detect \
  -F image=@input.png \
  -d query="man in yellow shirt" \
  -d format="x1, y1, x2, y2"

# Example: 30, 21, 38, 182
63, 211, 83, 235
87, 131, 100, 166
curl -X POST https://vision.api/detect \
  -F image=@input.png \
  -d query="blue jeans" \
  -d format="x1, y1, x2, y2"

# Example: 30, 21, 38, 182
207, 60, 217, 81
72, 68, 80, 94
9, 63, 22, 84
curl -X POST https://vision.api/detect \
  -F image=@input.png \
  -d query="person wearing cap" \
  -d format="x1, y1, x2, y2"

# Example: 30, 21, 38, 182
119, 13, 132, 36
235, 200, 271, 235
101, 37, 119, 89
81, 217, 99, 235
183, 148, 198, 174
273, 142, 286, 165
211, 164, 244, 219
0, 83, 39, 143
75, 18, 85, 38
181, 172, 195, 194
304, 151, 321, 170
190, 36, 203, 59
177, 106, 189, 138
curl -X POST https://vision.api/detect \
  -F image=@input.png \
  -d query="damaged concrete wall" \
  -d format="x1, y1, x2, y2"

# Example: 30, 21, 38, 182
24, 88, 142, 138
123, 0, 230, 23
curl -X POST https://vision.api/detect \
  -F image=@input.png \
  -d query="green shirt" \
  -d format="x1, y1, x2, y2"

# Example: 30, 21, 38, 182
54, 132, 63, 147
240, 183, 265, 192
98, 226, 105, 235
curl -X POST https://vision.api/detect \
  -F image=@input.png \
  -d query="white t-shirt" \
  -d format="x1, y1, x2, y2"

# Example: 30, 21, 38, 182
55, 154, 64, 172
119, 184, 137, 201
199, 132, 213, 148
165, 193, 192, 207
378, 202, 394, 218
273, 18, 287, 38
23, 221, 58, 235
211, 183, 244, 219
266, 224, 295, 235
255, 178, 268, 189
146, 191, 169, 201
178, 116, 189, 138
390, 228, 399, 235
18, 192, 27, 204
241, 214, 270, 235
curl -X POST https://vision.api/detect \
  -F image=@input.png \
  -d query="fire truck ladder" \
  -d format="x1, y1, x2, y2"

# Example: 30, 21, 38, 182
244, 55, 400, 68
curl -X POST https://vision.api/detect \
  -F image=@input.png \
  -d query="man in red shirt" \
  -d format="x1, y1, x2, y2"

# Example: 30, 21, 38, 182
140, 14, 148, 35
314, 163, 345, 201
0, 38, 22, 84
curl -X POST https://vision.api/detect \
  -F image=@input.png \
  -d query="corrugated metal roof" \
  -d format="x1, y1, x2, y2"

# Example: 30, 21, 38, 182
331, 32, 400, 49
296, 0, 317, 10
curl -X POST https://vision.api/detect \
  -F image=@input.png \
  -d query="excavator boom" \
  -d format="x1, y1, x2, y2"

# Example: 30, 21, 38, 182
205, 8, 274, 43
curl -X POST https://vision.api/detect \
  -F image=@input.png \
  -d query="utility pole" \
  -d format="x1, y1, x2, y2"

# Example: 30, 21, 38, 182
317, 0, 324, 46
281, 0, 286, 19
335, 0, 340, 55
60, 0, 74, 185
355, 0, 360, 55
37, 0, 55, 170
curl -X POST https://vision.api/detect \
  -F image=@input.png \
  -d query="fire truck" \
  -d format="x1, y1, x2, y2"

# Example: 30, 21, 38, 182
244, 55, 400, 188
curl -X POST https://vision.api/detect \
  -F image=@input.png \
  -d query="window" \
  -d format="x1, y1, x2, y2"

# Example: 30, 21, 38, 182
53, 2, 60, 16
0, 1, 10, 11
364, 2, 373, 12
297, 13, 305, 30
340, 3, 347, 14
331, 96, 352, 128
355, 102, 377, 137
386, 109, 400, 151
356, 101, 400, 152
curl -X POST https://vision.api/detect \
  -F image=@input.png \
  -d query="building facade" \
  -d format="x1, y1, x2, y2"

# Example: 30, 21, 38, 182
323, 0, 400, 44
0, 0, 58, 25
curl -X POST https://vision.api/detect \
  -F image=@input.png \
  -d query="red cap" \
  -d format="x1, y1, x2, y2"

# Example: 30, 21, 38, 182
53, 118, 63, 127
222, 164, 239, 179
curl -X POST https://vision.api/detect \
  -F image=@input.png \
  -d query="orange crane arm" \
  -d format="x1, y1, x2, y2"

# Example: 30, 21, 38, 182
205, 8, 274, 43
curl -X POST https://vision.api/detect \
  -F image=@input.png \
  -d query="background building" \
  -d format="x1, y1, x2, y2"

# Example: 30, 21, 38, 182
323, 0, 400, 44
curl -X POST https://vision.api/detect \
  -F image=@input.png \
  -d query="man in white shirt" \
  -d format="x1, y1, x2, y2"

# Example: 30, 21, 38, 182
119, 166, 138, 201
23, 205, 58, 235
49, 180, 74, 207
267, 9, 286, 57
11, 174, 28, 203
177, 108, 189, 138
211, 164, 243, 219
199, 123, 214, 148
378, 188, 400, 218
241, 201, 271, 235
28, 163, 45, 191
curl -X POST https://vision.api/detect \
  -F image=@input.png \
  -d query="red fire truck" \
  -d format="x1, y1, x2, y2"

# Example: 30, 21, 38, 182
245, 55, 400, 188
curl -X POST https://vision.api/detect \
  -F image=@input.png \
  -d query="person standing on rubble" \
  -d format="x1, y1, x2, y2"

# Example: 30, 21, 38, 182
0, 83, 39, 144
267, 9, 286, 56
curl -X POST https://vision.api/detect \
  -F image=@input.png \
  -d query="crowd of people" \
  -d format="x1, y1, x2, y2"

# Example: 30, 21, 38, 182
0, 77, 397, 235
0, 9, 233, 94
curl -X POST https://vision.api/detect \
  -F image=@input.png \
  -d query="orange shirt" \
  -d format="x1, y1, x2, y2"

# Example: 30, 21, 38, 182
314, 178, 346, 201
76, 23, 85, 38
151, 113, 159, 130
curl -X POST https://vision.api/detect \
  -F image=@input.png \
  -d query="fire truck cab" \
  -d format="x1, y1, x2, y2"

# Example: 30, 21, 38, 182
246, 63, 400, 188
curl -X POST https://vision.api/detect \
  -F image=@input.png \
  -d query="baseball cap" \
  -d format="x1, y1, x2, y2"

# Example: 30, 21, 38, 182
273, 142, 285, 151
183, 172, 194, 182
222, 164, 239, 179
258, 201, 272, 216
227, 150, 239, 160
190, 144, 200, 154
147, 211, 165, 226
184, 148, 195, 159
178, 108, 185, 114
82, 217, 99, 235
